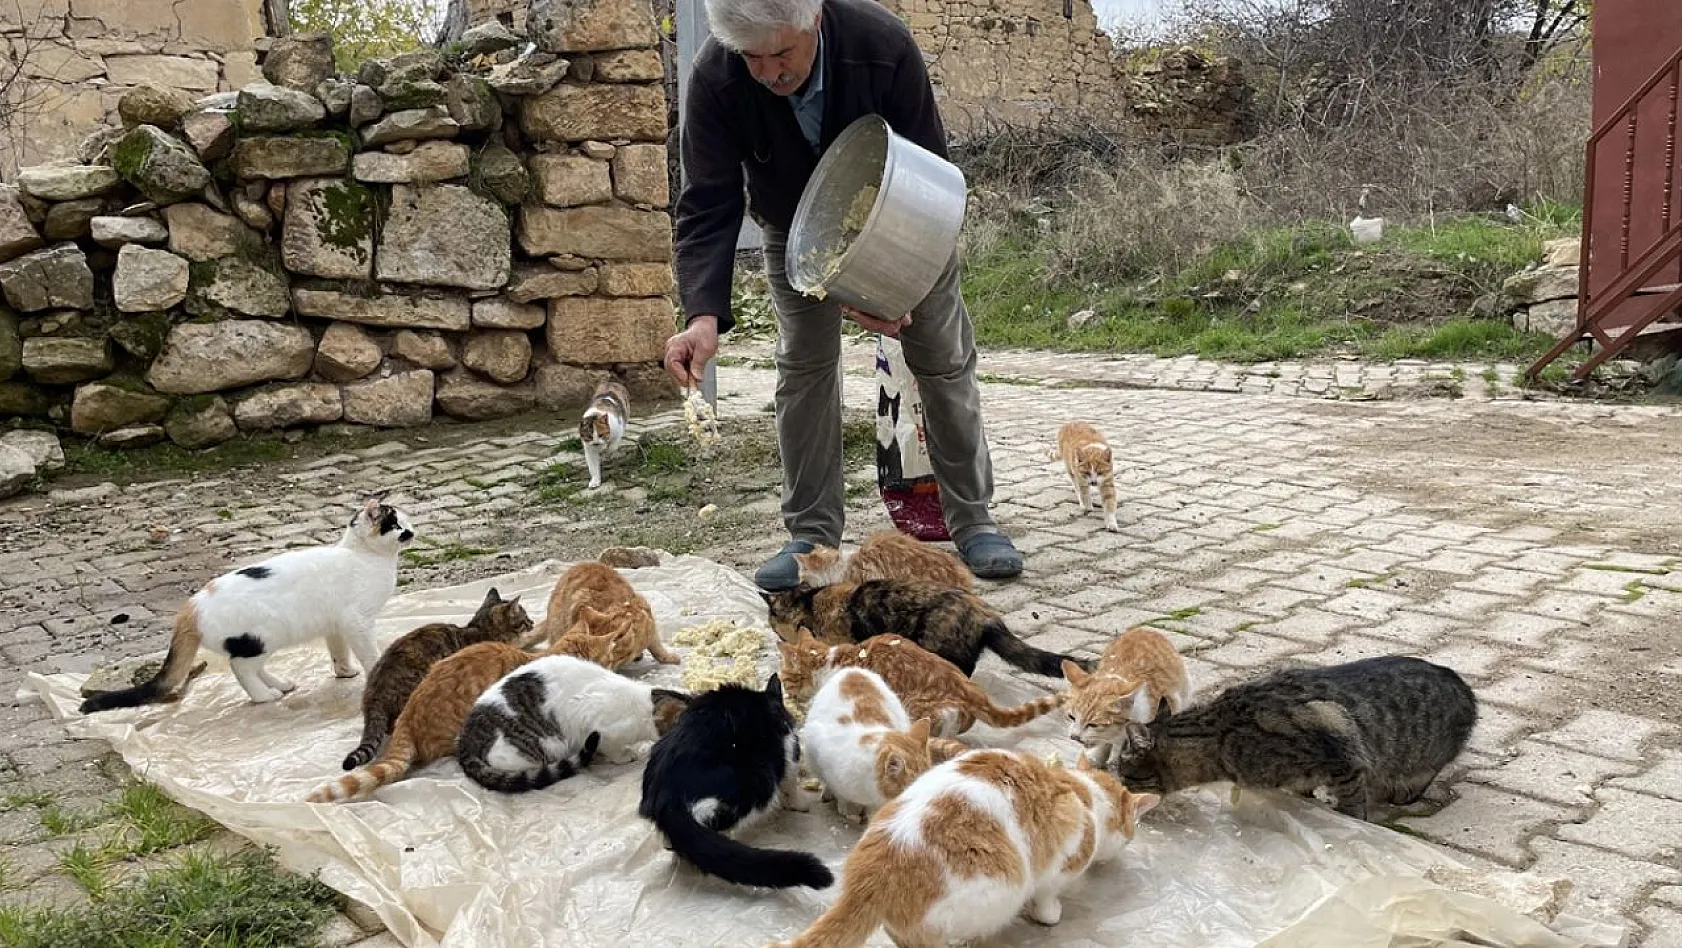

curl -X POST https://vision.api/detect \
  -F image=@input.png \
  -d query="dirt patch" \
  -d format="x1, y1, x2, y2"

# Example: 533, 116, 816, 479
1320, 402, 1682, 554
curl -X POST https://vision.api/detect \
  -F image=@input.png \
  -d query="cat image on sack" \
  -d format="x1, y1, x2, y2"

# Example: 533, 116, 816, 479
579, 378, 629, 490
1054, 421, 1119, 532
768, 750, 1159, 948
307, 640, 536, 803
81, 494, 416, 713
456, 653, 692, 793
1061, 625, 1193, 767
793, 530, 974, 592
1113, 655, 1477, 821
763, 579, 1093, 679
340, 587, 532, 770
532, 561, 678, 668
801, 667, 946, 824
778, 630, 1064, 738
638, 675, 833, 890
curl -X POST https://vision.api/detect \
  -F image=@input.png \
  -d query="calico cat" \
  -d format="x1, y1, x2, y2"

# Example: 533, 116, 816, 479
1113, 655, 1477, 821
341, 587, 532, 770
456, 654, 692, 793
778, 630, 1065, 738
307, 640, 536, 803
793, 530, 974, 592
763, 580, 1092, 679
81, 494, 415, 712
637, 675, 833, 890
533, 561, 678, 667
770, 750, 1159, 948
801, 667, 937, 823
1062, 625, 1193, 767
1055, 421, 1119, 532
579, 378, 629, 490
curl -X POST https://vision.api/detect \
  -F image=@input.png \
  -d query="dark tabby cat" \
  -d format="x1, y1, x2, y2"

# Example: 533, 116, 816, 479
1114, 656, 1477, 821
638, 675, 833, 890
341, 587, 532, 770
763, 580, 1094, 679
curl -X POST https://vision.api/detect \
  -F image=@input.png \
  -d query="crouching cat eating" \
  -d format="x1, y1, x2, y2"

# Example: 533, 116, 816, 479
801, 667, 958, 824
456, 654, 691, 793
770, 750, 1158, 948
81, 494, 415, 712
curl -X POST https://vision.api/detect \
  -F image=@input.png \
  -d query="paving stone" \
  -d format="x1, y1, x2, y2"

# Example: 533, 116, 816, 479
1537, 709, 1673, 762
1556, 789, 1682, 863
1396, 784, 1576, 866
1468, 740, 1643, 807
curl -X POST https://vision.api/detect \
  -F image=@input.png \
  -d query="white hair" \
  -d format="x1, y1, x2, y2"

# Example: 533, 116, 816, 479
705, 0, 823, 52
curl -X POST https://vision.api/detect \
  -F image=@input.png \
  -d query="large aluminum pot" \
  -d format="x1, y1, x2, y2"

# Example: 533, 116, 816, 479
787, 115, 967, 319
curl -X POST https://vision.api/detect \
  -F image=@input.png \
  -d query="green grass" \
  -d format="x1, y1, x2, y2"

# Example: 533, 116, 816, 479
533, 460, 588, 502
962, 210, 1577, 364
37, 804, 102, 838
0, 847, 340, 948
107, 784, 219, 858
58, 842, 114, 899
400, 541, 496, 568
1150, 607, 1202, 623
59, 437, 295, 481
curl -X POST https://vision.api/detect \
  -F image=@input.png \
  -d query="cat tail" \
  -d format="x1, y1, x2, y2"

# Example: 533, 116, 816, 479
654, 800, 833, 890
976, 691, 1066, 730
342, 708, 393, 770
306, 729, 419, 803
772, 872, 886, 948
980, 618, 1094, 678
78, 604, 204, 714
461, 731, 602, 794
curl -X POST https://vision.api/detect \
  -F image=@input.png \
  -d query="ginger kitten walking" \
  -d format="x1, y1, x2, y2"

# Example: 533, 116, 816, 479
1056, 421, 1119, 532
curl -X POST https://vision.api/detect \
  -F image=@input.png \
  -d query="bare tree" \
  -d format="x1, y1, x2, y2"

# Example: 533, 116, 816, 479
1, 0, 64, 176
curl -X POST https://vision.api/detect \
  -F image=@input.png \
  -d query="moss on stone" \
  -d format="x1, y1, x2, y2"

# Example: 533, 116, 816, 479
108, 312, 174, 361
110, 129, 155, 182
170, 393, 221, 415
316, 181, 376, 257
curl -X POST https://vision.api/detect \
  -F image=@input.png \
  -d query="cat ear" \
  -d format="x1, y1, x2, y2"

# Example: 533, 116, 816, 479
763, 673, 783, 702
906, 717, 932, 744
1130, 792, 1161, 819
1061, 660, 1089, 686
883, 752, 905, 778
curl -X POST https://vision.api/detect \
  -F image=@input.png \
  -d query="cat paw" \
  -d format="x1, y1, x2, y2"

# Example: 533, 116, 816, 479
1028, 897, 1063, 926
782, 788, 812, 812
246, 687, 285, 704
331, 665, 358, 679
1105, 516, 1120, 532
272, 677, 298, 693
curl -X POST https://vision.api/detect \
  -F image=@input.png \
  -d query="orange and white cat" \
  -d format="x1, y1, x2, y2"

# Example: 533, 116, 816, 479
801, 667, 945, 824
1055, 421, 1119, 532
769, 750, 1158, 948
778, 629, 1064, 738
533, 561, 678, 668
793, 530, 974, 592
1062, 625, 1192, 766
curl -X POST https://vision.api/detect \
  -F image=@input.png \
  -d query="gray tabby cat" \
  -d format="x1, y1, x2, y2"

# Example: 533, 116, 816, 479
1114, 655, 1476, 821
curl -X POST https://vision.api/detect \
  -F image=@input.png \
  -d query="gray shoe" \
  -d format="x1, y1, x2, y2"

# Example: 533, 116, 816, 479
956, 532, 1024, 579
754, 540, 815, 591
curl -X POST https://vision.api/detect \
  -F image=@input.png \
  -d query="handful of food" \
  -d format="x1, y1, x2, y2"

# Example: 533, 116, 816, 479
683, 387, 721, 446
673, 618, 764, 692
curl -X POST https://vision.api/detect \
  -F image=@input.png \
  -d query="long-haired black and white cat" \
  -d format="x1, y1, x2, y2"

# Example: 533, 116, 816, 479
638, 674, 832, 890
80, 493, 416, 713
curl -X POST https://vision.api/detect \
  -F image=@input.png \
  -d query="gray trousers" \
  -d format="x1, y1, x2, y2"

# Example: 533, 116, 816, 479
761, 225, 997, 547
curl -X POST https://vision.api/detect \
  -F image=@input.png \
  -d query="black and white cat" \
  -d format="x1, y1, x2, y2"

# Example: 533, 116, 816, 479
455, 654, 691, 793
637, 675, 833, 890
80, 494, 416, 712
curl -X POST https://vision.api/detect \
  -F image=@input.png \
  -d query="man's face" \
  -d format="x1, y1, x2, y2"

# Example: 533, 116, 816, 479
740, 19, 820, 97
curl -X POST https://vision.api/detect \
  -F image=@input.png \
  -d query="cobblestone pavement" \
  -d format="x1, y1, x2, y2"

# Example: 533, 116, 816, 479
4, 348, 1682, 946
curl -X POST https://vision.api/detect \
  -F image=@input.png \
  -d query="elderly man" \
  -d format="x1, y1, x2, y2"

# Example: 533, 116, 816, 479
662, 0, 1023, 590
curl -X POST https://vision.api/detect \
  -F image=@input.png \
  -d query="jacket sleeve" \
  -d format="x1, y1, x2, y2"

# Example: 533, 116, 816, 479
882, 33, 949, 161
674, 64, 745, 335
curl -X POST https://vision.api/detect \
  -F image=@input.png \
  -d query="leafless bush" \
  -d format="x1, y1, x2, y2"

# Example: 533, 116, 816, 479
1, 0, 62, 176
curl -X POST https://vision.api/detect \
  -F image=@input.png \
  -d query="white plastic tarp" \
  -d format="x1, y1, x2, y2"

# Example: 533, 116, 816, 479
23, 556, 1627, 947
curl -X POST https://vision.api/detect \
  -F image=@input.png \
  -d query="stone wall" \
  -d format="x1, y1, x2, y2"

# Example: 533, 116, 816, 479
0, 0, 270, 176
1124, 46, 1255, 147
0, 21, 678, 451
878, 0, 1126, 135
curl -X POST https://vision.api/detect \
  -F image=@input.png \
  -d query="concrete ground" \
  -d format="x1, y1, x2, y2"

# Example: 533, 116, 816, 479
3, 340, 1681, 946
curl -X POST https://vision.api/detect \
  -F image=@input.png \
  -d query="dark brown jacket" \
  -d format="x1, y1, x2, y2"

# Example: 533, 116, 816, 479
674, 0, 949, 333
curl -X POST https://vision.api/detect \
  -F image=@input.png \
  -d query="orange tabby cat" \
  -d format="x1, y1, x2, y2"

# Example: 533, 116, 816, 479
1056, 421, 1119, 532
769, 750, 1158, 948
1062, 625, 1192, 767
533, 561, 678, 667
777, 629, 1064, 738
794, 530, 974, 592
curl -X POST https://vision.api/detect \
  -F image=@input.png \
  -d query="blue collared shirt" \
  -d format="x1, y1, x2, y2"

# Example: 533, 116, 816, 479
789, 28, 825, 153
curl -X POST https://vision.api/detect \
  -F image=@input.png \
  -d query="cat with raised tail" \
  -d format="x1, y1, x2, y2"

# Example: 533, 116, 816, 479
1055, 420, 1120, 532
341, 587, 532, 770
638, 675, 833, 890
769, 750, 1157, 948
578, 378, 629, 490
1114, 655, 1477, 821
81, 494, 415, 713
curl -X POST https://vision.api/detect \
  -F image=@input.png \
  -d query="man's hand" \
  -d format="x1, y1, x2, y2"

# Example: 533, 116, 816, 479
664, 315, 720, 388
841, 305, 912, 338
